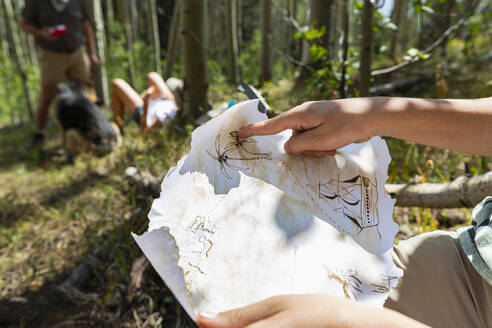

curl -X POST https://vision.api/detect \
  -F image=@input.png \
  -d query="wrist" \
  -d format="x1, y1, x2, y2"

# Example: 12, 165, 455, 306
368, 97, 409, 138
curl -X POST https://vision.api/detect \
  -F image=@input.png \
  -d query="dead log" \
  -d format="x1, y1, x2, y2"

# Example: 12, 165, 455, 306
127, 165, 491, 209
386, 172, 492, 208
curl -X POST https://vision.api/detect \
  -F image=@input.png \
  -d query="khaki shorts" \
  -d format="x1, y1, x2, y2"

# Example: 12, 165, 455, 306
385, 230, 492, 328
40, 46, 90, 86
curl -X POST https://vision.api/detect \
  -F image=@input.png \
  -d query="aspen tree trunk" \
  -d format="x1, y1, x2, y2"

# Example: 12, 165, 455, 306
280, 0, 290, 55
146, 0, 161, 75
260, 0, 272, 85
226, 0, 240, 84
310, 0, 333, 49
106, 0, 114, 27
26, 34, 38, 67
331, 0, 342, 59
208, 0, 217, 56
164, 0, 181, 80
339, 0, 349, 98
2, 0, 34, 122
181, 0, 208, 119
203, 0, 208, 53
105, 0, 115, 45
298, 0, 334, 80
116, 0, 126, 23
298, 3, 311, 82
359, 0, 373, 97
0, 3, 10, 57
88, 0, 110, 105
129, 0, 138, 40
286, 0, 294, 57
389, 0, 401, 61
122, 0, 135, 85
12, 0, 38, 66
292, 0, 301, 60
237, 0, 243, 52
389, 0, 409, 61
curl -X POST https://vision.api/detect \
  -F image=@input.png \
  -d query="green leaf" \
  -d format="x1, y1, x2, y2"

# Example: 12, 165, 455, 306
407, 48, 420, 57
385, 22, 398, 31
304, 27, 325, 40
309, 44, 329, 62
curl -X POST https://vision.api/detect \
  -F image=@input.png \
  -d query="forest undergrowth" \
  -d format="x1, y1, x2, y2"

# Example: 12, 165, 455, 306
0, 64, 490, 327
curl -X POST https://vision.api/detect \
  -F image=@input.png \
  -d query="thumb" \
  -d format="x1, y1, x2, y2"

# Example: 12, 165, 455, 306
197, 299, 279, 328
284, 128, 333, 155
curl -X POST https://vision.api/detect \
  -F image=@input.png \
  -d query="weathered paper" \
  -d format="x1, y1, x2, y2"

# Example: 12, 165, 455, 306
133, 100, 401, 319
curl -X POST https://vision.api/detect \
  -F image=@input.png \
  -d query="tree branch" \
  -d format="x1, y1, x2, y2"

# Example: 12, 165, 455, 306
371, 0, 479, 76
127, 167, 492, 209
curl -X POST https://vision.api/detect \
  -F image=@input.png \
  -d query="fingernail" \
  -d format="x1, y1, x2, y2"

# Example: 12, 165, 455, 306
199, 311, 218, 319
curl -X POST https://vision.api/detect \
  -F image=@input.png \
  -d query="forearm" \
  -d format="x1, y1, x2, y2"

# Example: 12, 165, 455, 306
364, 97, 492, 156
82, 21, 96, 54
340, 300, 429, 328
19, 18, 43, 38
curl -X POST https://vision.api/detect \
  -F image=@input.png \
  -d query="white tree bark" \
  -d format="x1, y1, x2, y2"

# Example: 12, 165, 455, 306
260, 0, 272, 85
226, 0, 240, 84
2, 0, 34, 122
0, 2, 10, 57
122, 0, 136, 86
164, 0, 181, 79
146, 0, 161, 75
88, 0, 109, 105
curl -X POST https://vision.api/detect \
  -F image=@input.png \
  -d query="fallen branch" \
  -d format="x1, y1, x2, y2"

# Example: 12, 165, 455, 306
56, 249, 103, 303
385, 172, 492, 208
369, 74, 433, 96
127, 167, 491, 209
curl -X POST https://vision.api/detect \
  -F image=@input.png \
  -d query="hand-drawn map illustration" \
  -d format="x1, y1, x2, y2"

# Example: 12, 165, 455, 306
133, 100, 401, 321
206, 132, 272, 179
311, 174, 380, 238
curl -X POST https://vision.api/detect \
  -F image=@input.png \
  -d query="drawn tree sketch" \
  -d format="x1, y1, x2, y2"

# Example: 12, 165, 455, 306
312, 174, 380, 237
206, 131, 272, 179
185, 215, 219, 274
370, 275, 400, 294
325, 267, 363, 301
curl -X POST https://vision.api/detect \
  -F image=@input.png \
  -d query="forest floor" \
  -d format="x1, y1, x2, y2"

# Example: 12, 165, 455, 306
0, 65, 491, 327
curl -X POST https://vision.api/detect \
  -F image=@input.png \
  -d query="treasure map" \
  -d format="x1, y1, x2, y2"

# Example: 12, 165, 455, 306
133, 99, 402, 321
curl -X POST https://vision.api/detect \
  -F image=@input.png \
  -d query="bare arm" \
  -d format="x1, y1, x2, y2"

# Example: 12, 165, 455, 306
81, 21, 99, 69
19, 17, 55, 41
238, 97, 492, 156
197, 295, 429, 328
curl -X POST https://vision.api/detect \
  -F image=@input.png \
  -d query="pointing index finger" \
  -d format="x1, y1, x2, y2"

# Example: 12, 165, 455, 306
237, 110, 301, 139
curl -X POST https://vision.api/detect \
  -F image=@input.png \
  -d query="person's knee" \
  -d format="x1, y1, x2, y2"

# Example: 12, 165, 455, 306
111, 78, 126, 91
147, 72, 161, 83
